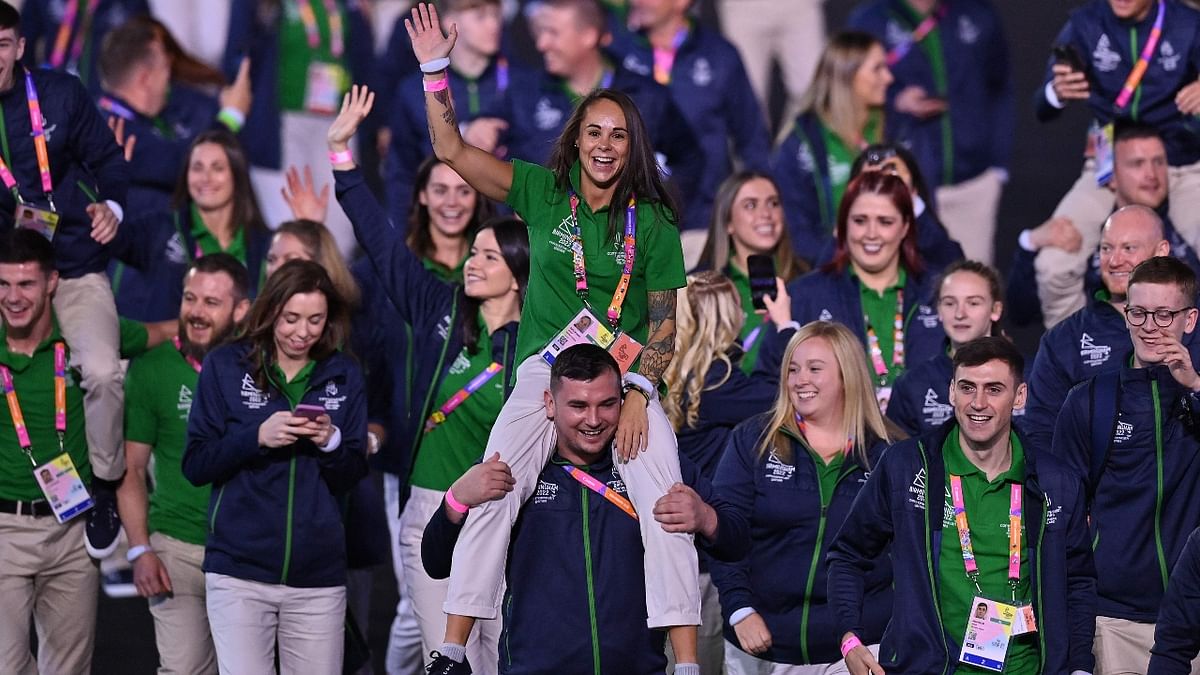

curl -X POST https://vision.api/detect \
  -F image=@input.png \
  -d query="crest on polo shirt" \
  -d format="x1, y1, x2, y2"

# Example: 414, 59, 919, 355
622, 54, 651, 78
1093, 34, 1122, 72
550, 216, 573, 255
1079, 332, 1111, 367
691, 58, 713, 87
535, 97, 564, 131
177, 385, 193, 419
448, 352, 471, 376
957, 15, 980, 44
1158, 40, 1180, 72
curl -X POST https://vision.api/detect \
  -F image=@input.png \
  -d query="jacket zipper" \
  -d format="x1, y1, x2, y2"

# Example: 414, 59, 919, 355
799, 452, 854, 662
1152, 381, 1169, 590
918, 442, 950, 674
209, 484, 226, 533
280, 456, 297, 584
581, 486, 602, 674
1036, 493, 1048, 673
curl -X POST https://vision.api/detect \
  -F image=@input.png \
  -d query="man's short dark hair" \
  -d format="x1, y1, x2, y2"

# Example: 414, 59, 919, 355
1113, 120, 1165, 146
0, 228, 55, 274
99, 19, 159, 89
550, 344, 620, 393
953, 337, 1025, 386
541, 0, 607, 34
189, 253, 250, 303
439, 0, 501, 12
0, 2, 20, 35
1129, 256, 1198, 303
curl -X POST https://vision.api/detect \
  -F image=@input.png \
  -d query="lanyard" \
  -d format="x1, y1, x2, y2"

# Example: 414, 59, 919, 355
0, 342, 67, 464
0, 70, 56, 209
949, 474, 1022, 598
563, 70, 614, 103
496, 56, 509, 94
864, 289, 905, 384
742, 324, 763, 353
886, 2, 949, 67
562, 465, 638, 519
298, 0, 345, 58
794, 413, 855, 456
1114, 0, 1166, 110
567, 190, 638, 328
652, 26, 689, 85
97, 95, 136, 121
173, 336, 203, 373
49, 0, 100, 70
424, 361, 503, 433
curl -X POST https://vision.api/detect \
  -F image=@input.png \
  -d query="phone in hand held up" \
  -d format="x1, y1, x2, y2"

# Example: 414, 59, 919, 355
747, 255, 776, 311
1053, 44, 1086, 73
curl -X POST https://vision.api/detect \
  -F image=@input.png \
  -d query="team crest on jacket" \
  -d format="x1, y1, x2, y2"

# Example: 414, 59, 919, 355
957, 16, 980, 44
622, 54, 651, 78
1079, 332, 1111, 367
908, 467, 927, 510
818, 309, 833, 321
1113, 418, 1133, 444
922, 388, 953, 427
165, 232, 188, 265
1092, 34, 1122, 72
535, 97, 564, 131
534, 479, 559, 505
240, 374, 269, 409
918, 304, 939, 329
1159, 41, 1181, 72
764, 449, 795, 483
691, 58, 712, 87
319, 380, 346, 411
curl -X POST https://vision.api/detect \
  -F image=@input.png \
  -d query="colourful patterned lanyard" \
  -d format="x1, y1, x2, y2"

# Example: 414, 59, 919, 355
566, 190, 638, 328
652, 26, 689, 85
562, 465, 638, 519
0, 70, 57, 210
741, 324, 764, 353
949, 474, 1023, 598
424, 361, 503, 433
794, 412, 855, 456
97, 96, 136, 121
0, 342, 67, 464
885, 2, 949, 66
298, 0, 345, 58
864, 289, 904, 385
173, 336, 203, 373
48, 0, 100, 70
1114, 0, 1166, 110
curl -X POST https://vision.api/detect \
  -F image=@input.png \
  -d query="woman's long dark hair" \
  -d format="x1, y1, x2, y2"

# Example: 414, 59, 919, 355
241, 260, 350, 390
460, 217, 530, 354
173, 129, 268, 236
406, 155, 494, 261
547, 89, 678, 237
823, 171, 923, 277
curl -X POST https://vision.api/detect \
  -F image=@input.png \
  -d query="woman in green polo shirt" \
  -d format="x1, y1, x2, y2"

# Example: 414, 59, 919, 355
356, 4, 701, 671
694, 171, 808, 374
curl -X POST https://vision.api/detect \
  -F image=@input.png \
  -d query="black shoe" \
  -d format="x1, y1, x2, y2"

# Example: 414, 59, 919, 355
85, 480, 122, 559
426, 651, 472, 675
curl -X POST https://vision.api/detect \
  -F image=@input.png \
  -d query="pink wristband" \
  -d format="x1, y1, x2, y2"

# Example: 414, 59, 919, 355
328, 149, 353, 165
423, 75, 449, 93
840, 634, 862, 659
445, 488, 469, 514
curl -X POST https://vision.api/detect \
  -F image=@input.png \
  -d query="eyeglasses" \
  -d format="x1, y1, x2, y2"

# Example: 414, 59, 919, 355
1124, 305, 1195, 327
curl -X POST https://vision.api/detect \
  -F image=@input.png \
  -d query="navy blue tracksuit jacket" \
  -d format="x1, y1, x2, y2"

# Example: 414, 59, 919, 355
1053, 366, 1200, 622
1150, 526, 1200, 674
711, 414, 893, 665
827, 423, 1097, 674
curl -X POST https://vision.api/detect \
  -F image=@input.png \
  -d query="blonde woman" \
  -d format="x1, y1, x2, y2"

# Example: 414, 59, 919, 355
771, 32, 893, 264
665, 271, 777, 674
694, 173, 809, 373
710, 321, 898, 673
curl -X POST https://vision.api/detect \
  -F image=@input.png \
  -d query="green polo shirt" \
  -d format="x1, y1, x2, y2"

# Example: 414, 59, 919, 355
728, 262, 765, 374
270, 360, 316, 407
190, 204, 248, 264
410, 318, 508, 492
277, 0, 349, 113
819, 111, 882, 217
855, 267, 907, 387
808, 448, 844, 505
124, 342, 209, 546
939, 430, 1038, 675
0, 321, 91, 501
505, 160, 687, 364
422, 254, 465, 285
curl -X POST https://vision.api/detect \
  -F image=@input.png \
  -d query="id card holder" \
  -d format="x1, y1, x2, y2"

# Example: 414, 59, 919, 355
1090, 121, 1115, 187
608, 332, 642, 374
1009, 602, 1038, 636
875, 385, 893, 414
542, 308, 615, 366
958, 596, 1018, 673
304, 62, 348, 115
33, 453, 94, 523
15, 204, 60, 241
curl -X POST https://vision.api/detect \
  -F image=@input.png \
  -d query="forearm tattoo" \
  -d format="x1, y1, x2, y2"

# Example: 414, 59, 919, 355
640, 290, 677, 387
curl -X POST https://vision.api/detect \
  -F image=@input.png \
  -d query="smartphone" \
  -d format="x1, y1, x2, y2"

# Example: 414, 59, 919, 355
1053, 44, 1085, 73
747, 254, 776, 311
293, 403, 327, 422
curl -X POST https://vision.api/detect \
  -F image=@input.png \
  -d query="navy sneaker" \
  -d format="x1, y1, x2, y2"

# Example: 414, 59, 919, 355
85, 479, 122, 559
426, 652, 472, 675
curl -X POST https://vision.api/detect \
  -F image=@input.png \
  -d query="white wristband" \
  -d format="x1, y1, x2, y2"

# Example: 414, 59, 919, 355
420, 57, 451, 73
127, 544, 153, 562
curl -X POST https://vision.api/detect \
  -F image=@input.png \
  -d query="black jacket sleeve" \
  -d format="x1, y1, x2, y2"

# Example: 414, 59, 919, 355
421, 498, 464, 580
1149, 528, 1200, 674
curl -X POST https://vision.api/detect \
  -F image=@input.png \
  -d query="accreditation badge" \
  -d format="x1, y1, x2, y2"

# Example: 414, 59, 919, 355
542, 308, 643, 374
304, 61, 348, 115
15, 204, 60, 241
875, 385, 892, 414
33, 453, 93, 523
958, 596, 1033, 672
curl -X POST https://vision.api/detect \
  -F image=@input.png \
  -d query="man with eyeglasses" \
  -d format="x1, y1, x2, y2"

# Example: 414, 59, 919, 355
1052, 255, 1200, 674
1024, 205, 1200, 453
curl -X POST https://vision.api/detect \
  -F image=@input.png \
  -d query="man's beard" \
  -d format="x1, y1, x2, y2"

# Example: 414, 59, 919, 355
177, 318, 236, 362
